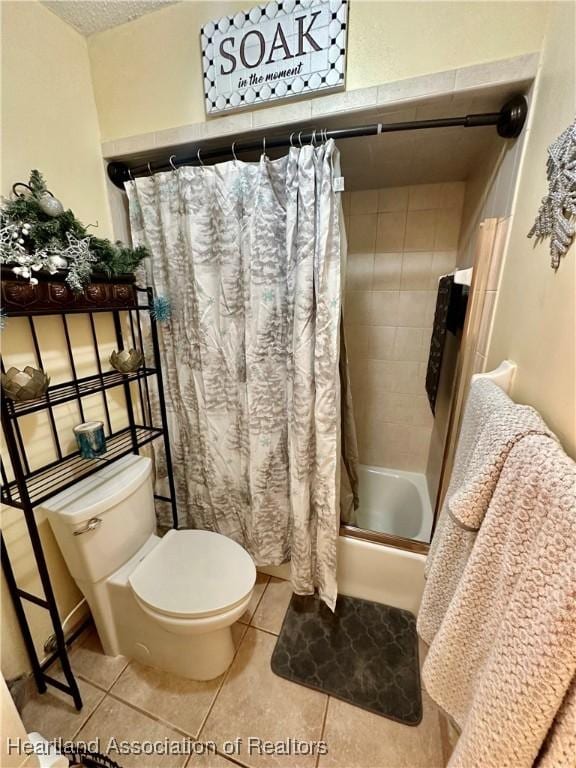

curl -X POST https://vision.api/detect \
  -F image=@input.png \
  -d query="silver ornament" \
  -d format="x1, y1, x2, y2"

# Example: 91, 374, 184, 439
48, 255, 68, 272
528, 119, 576, 269
38, 192, 64, 217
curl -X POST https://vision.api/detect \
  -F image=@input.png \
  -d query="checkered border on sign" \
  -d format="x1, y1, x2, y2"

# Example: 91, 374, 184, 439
201, 0, 348, 115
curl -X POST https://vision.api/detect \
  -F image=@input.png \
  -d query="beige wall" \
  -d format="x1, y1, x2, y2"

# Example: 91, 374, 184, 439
1, 1, 113, 236
0, 0, 116, 680
486, 1, 576, 457
343, 183, 464, 473
87, 1, 548, 142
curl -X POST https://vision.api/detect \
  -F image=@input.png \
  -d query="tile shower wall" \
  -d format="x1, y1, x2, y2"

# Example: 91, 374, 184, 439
342, 182, 465, 472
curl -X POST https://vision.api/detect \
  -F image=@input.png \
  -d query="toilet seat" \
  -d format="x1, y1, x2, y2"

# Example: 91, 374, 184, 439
129, 529, 256, 620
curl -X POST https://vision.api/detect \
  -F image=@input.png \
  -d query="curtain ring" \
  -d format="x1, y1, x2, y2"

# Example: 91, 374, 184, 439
298, 131, 303, 148
262, 135, 266, 155
289, 132, 295, 147
197, 148, 204, 166
169, 154, 177, 171
231, 141, 238, 161
147, 162, 153, 176
311, 129, 317, 146
128, 168, 134, 182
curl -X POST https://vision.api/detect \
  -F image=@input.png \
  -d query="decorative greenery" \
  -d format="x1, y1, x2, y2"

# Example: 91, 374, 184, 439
0, 170, 149, 291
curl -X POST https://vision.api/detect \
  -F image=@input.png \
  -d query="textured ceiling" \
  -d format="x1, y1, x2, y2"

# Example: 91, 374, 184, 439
42, 0, 180, 37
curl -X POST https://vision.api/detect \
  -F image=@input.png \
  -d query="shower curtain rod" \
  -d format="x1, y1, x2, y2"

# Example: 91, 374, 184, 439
107, 95, 527, 189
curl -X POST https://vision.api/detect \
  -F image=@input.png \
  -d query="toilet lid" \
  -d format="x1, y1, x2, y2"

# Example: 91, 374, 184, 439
129, 529, 256, 619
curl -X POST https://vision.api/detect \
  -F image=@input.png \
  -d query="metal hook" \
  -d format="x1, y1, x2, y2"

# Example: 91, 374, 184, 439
128, 168, 134, 182
12, 182, 33, 198
298, 131, 303, 148
262, 135, 266, 155
231, 141, 238, 162
311, 129, 317, 146
147, 162, 153, 176
197, 148, 204, 166
322, 128, 328, 143
169, 154, 177, 171
289, 132, 295, 147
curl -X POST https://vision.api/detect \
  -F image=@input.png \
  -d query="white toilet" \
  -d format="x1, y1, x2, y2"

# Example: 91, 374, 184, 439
42, 454, 256, 680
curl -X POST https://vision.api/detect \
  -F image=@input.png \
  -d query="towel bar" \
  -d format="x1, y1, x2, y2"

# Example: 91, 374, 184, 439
454, 267, 473, 287
471, 359, 517, 393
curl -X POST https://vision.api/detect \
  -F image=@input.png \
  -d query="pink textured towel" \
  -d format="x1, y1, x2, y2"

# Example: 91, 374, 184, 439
537, 678, 576, 768
423, 434, 576, 768
418, 378, 552, 645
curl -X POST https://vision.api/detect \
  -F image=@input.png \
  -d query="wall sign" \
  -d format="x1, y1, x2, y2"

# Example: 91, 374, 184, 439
201, 0, 348, 115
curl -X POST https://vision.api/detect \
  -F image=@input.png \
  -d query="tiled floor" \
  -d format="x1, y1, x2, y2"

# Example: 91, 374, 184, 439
20, 575, 448, 768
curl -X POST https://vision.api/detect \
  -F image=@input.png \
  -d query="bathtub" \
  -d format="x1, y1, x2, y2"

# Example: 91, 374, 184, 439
260, 464, 432, 613
353, 464, 434, 544
260, 535, 427, 614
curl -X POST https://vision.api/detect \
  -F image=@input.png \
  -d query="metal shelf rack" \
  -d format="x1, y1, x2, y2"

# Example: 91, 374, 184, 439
1, 283, 178, 710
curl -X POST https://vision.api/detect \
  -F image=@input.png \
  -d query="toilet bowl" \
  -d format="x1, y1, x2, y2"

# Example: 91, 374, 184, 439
128, 527, 255, 678
42, 454, 256, 680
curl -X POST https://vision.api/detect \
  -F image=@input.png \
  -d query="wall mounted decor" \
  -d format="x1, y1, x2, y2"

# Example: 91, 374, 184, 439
201, 0, 348, 115
528, 119, 576, 269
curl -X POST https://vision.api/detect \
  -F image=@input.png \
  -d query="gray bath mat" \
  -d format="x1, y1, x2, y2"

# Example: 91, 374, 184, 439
271, 594, 422, 725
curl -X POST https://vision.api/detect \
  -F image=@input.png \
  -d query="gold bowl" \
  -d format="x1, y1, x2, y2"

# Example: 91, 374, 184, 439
109, 348, 144, 374
1, 366, 50, 402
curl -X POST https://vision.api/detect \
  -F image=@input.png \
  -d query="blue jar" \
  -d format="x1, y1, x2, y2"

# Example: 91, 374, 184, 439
74, 421, 107, 459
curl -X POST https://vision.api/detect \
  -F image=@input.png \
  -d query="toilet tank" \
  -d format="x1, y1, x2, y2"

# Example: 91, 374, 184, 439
41, 454, 156, 584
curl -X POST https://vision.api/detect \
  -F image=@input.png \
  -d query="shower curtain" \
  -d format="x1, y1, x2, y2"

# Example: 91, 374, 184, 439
126, 141, 347, 608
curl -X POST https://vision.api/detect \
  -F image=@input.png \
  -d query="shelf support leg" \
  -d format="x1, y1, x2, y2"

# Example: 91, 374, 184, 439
1, 534, 46, 694
21, 504, 83, 710
1, 405, 83, 710
147, 287, 179, 529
